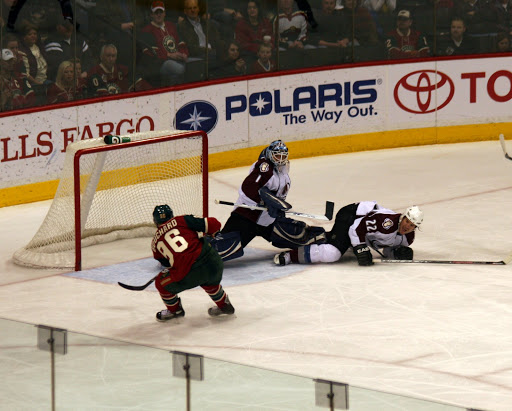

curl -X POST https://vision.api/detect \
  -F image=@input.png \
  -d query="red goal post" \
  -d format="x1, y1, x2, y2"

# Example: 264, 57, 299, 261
13, 129, 208, 271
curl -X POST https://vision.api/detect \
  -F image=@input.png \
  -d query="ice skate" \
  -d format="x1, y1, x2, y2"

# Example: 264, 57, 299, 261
156, 300, 185, 321
274, 251, 291, 266
156, 308, 185, 321
208, 296, 235, 316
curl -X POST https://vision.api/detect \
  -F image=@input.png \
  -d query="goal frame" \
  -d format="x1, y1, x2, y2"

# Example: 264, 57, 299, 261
71, 131, 208, 271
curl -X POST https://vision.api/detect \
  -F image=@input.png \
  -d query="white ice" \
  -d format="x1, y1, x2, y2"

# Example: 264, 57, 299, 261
1, 141, 512, 410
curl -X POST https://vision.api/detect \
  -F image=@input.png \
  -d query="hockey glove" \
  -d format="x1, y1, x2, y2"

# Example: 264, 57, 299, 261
259, 187, 291, 219
353, 244, 373, 266
393, 246, 413, 260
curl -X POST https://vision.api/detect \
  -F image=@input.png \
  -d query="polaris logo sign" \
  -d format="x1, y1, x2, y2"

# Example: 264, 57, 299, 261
226, 80, 380, 125
174, 100, 219, 133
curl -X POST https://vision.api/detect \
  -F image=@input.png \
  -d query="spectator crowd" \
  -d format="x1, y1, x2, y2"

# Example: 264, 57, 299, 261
0, 0, 510, 110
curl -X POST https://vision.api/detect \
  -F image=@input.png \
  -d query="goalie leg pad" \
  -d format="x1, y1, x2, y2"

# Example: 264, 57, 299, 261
209, 231, 244, 261
271, 218, 326, 248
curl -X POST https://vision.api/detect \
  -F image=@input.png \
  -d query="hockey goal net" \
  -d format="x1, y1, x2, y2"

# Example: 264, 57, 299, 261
13, 130, 208, 270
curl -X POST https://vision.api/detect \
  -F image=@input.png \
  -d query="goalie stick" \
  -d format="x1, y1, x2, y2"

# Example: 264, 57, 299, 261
499, 134, 512, 161
215, 199, 335, 221
118, 276, 156, 291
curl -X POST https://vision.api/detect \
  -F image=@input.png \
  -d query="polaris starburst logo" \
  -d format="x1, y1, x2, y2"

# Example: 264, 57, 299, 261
174, 100, 218, 133
394, 70, 454, 114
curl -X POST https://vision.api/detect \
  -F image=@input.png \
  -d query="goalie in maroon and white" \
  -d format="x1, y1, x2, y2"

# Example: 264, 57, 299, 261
212, 140, 326, 261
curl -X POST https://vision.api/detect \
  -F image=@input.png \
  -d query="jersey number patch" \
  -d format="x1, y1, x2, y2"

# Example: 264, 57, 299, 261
365, 219, 377, 232
156, 228, 189, 267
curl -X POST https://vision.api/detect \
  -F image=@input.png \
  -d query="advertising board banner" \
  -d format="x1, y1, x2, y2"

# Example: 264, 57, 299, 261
2, 56, 511, 196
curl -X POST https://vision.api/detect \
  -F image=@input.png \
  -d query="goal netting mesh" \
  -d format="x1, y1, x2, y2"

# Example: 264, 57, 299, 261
13, 129, 207, 270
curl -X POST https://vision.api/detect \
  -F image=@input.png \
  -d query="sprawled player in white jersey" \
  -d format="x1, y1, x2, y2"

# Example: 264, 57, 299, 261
274, 201, 423, 266
210, 140, 326, 261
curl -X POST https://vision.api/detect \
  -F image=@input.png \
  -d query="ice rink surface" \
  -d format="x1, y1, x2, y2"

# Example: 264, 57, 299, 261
1, 141, 512, 410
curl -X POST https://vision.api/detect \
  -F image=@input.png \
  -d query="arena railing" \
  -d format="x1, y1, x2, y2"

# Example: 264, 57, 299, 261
0, 0, 508, 113
0, 317, 469, 410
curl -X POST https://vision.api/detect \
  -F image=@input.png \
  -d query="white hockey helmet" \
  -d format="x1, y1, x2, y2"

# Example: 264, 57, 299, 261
266, 140, 289, 166
402, 205, 424, 228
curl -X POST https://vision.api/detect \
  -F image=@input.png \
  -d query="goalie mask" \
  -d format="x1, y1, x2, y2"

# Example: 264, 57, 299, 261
153, 204, 174, 226
400, 205, 423, 228
265, 140, 289, 167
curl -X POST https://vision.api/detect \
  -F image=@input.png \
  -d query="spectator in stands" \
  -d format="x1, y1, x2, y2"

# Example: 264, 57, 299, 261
250, 42, 276, 73
7, 0, 58, 42
18, 23, 50, 101
295, 0, 319, 29
495, 31, 511, 51
93, 0, 139, 67
311, 0, 349, 49
2, 33, 26, 75
235, 0, 274, 60
361, 0, 396, 37
45, 17, 92, 82
491, 0, 512, 35
72, 57, 83, 82
339, 0, 379, 46
436, 16, 476, 55
88, 44, 151, 96
209, 0, 243, 41
455, 0, 494, 34
385, 9, 430, 59
211, 41, 247, 78
275, 0, 309, 50
46, 60, 85, 104
140, 1, 188, 87
275, 0, 312, 68
5, 0, 74, 33
0, 48, 35, 110
178, 0, 224, 70
361, 0, 396, 12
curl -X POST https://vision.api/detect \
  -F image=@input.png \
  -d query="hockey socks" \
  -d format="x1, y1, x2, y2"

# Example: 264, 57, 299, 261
291, 246, 312, 263
203, 285, 235, 316
202, 284, 228, 308
159, 291, 182, 312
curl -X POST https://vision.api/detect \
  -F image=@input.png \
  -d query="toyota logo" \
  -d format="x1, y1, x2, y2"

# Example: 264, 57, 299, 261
394, 70, 454, 114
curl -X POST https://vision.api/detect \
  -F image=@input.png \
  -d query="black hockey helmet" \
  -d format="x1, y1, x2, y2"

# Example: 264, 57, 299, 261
153, 204, 174, 226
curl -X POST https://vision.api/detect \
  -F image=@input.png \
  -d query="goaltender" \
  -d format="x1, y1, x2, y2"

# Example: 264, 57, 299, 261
211, 140, 326, 261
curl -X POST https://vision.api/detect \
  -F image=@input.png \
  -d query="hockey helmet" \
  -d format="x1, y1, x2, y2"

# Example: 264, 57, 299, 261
401, 205, 423, 228
153, 204, 174, 226
265, 140, 289, 166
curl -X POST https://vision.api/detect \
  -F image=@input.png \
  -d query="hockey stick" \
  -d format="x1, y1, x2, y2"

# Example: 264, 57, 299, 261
215, 199, 335, 221
372, 247, 507, 265
118, 276, 156, 291
499, 134, 512, 160
378, 259, 506, 265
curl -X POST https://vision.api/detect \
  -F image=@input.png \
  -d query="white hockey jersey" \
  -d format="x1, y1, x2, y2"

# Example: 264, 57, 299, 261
234, 159, 291, 226
348, 201, 415, 251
